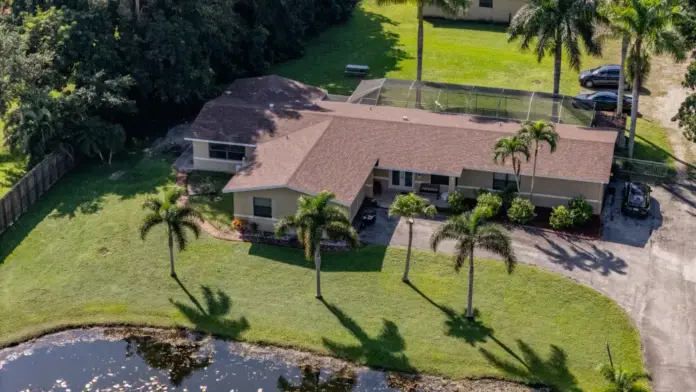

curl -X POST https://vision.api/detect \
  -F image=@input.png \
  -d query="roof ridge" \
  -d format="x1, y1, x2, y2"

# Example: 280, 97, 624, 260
285, 118, 335, 188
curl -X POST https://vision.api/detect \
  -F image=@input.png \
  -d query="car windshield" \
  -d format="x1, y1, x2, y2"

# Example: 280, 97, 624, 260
590, 92, 616, 100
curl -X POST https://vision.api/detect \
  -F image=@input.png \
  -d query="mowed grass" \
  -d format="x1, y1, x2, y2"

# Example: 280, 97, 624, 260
0, 155, 644, 390
627, 118, 676, 165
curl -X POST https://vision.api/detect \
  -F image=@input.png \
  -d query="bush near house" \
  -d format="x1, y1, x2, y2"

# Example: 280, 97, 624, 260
568, 196, 593, 227
549, 205, 575, 229
476, 192, 503, 218
507, 197, 535, 224
447, 190, 470, 214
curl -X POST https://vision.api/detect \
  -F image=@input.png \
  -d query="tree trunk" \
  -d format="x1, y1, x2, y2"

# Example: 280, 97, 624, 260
415, 2, 424, 108
314, 246, 323, 299
552, 31, 562, 119
108, 149, 113, 166
403, 220, 414, 282
513, 159, 522, 193
628, 39, 642, 159
616, 36, 629, 148
168, 227, 176, 277
529, 142, 539, 202
135, 0, 140, 21
465, 247, 475, 319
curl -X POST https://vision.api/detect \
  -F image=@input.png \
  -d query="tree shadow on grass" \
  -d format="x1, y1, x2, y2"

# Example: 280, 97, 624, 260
170, 284, 250, 338
320, 300, 413, 372
247, 243, 386, 272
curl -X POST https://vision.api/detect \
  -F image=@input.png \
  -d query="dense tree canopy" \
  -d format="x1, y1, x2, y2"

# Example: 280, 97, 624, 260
0, 0, 357, 164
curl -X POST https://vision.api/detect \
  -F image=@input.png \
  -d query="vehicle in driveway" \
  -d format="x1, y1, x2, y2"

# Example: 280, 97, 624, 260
572, 91, 633, 113
622, 182, 651, 217
578, 64, 630, 88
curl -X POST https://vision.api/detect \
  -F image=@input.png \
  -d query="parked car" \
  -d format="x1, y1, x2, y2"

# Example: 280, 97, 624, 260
578, 65, 630, 88
572, 91, 633, 113
622, 182, 651, 217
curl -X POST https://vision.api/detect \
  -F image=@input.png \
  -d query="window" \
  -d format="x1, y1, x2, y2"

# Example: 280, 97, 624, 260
430, 175, 450, 186
479, 0, 493, 7
209, 143, 245, 161
253, 197, 272, 218
493, 173, 516, 190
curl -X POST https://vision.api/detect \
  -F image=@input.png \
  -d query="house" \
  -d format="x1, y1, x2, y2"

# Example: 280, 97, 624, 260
184, 75, 618, 231
423, 0, 526, 24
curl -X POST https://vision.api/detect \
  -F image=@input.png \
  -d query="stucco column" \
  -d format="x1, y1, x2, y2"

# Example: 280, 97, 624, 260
448, 176, 456, 193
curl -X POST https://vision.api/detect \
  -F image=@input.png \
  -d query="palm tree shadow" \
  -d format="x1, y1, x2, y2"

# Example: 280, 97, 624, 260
170, 284, 249, 338
320, 300, 413, 372
406, 282, 491, 346
277, 365, 357, 391
479, 340, 581, 392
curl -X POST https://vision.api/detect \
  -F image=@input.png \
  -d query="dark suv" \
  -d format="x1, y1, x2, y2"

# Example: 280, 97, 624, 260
622, 182, 651, 217
579, 65, 629, 89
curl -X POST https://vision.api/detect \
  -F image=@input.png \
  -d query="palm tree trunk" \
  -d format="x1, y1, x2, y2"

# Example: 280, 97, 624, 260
628, 39, 642, 159
552, 31, 562, 119
135, 0, 140, 21
465, 248, 475, 319
403, 220, 414, 283
529, 142, 539, 202
167, 227, 176, 277
616, 36, 629, 148
314, 246, 323, 299
415, 2, 424, 108
512, 158, 522, 193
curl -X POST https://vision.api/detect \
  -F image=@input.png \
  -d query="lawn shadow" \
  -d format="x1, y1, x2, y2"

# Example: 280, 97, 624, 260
479, 340, 581, 392
532, 231, 628, 274
0, 153, 173, 263
272, 7, 410, 95
247, 243, 386, 272
320, 300, 413, 372
277, 365, 357, 392
425, 18, 508, 33
170, 284, 250, 338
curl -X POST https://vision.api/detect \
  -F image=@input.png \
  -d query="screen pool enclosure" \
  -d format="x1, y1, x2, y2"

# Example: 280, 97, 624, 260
347, 78, 596, 127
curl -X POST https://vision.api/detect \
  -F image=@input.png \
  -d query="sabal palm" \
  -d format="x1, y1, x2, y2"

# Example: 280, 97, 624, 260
275, 191, 360, 299
508, 0, 602, 96
518, 120, 558, 202
388, 192, 437, 282
492, 136, 530, 193
140, 187, 201, 278
376, 0, 469, 87
430, 210, 517, 319
606, 0, 685, 158
597, 363, 651, 392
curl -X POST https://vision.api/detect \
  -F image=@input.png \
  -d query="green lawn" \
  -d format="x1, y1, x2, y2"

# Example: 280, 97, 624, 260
0, 154, 644, 391
625, 118, 676, 165
187, 170, 236, 230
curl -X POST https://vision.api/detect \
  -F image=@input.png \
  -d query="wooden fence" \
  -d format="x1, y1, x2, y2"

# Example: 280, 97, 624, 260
0, 153, 74, 235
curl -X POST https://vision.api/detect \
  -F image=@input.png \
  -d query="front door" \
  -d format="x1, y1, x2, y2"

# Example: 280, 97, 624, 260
390, 170, 413, 189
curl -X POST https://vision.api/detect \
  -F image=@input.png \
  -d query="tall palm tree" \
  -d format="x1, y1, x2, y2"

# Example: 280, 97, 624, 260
140, 187, 201, 278
376, 0, 469, 104
597, 363, 651, 392
430, 210, 517, 319
517, 120, 559, 202
507, 0, 602, 98
598, 0, 632, 120
492, 135, 530, 193
275, 191, 360, 299
605, 0, 685, 158
388, 192, 437, 283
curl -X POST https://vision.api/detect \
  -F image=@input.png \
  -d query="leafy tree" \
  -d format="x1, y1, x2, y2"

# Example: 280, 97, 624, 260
597, 363, 651, 392
275, 191, 360, 299
517, 120, 558, 202
508, 0, 602, 96
430, 209, 517, 318
140, 187, 202, 278
492, 135, 529, 193
607, 0, 686, 158
388, 192, 437, 283
673, 61, 696, 142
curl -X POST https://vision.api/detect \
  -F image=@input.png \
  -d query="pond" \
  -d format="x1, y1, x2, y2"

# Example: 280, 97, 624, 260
0, 328, 402, 392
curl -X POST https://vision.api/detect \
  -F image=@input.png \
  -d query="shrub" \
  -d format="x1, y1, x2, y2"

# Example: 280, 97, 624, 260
507, 197, 535, 224
232, 219, 247, 232
476, 192, 503, 218
447, 191, 470, 214
474, 205, 494, 220
549, 206, 574, 229
568, 196, 593, 227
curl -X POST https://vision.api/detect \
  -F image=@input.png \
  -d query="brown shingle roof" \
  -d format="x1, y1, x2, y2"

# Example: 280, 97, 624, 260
204, 77, 618, 205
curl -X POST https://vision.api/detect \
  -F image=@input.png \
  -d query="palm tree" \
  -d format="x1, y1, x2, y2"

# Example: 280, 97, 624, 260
376, 0, 469, 104
492, 136, 530, 193
507, 0, 602, 98
597, 363, 651, 392
598, 0, 632, 120
388, 192, 437, 283
140, 187, 202, 278
517, 120, 559, 202
430, 209, 517, 319
605, 0, 686, 158
275, 191, 360, 299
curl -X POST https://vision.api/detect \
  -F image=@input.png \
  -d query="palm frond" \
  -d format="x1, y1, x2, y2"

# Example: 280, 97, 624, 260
476, 223, 517, 273
275, 216, 298, 237
325, 221, 361, 249
180, 219, 201, 239
140, 213, 164, 240
171, 222, 188, 251
175, 205, 203, 221
429, 0, 470, 15
453, 237, 474, 271
430, 213, 471, 251
142, 197, 162, 212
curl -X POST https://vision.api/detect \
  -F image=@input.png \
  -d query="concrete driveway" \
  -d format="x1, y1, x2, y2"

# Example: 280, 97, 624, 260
360, 181, 696, 392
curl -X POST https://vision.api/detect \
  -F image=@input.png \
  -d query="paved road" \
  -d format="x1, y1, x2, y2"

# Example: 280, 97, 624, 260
361, 182, 696, 392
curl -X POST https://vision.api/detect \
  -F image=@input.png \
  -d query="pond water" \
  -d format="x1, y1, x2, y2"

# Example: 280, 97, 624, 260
0, 328, 401, 392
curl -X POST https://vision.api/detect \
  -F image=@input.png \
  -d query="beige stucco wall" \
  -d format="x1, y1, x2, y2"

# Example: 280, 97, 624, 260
423, 0, 525, 23
373, 168, 389, 179
191, 140, 256, 174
